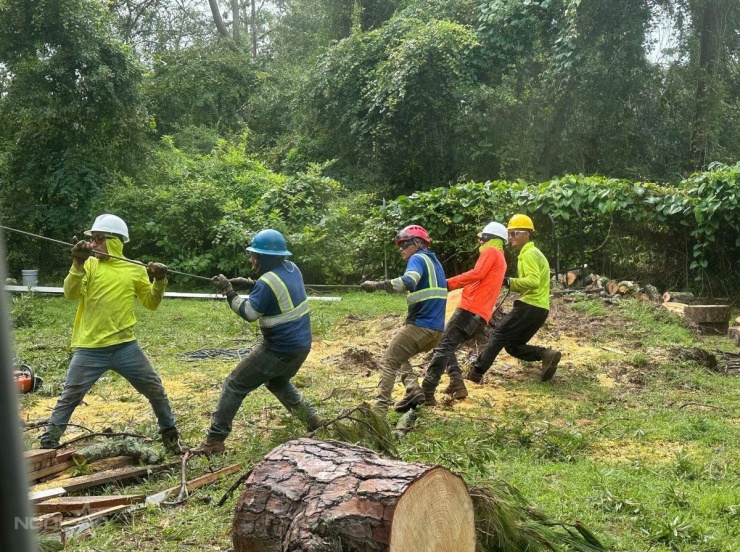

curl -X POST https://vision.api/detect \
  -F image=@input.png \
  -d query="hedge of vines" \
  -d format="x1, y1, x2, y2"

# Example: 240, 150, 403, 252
361, 162, 740, 296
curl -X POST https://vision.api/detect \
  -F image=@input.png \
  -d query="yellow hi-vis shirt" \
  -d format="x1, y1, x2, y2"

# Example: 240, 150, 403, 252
63, 238, 167, 348
509, 241, 550, 310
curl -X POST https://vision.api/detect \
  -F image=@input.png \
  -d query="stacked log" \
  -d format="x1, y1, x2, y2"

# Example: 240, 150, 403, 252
232, 438, 475, 552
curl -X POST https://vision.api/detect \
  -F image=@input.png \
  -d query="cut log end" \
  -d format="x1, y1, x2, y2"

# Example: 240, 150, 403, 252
390, 467, 474, 551
233, 438, 475, 552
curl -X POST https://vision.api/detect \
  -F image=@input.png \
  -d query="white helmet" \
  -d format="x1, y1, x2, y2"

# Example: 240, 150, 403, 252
84, 214, 130, 243
479, 222, 507, 241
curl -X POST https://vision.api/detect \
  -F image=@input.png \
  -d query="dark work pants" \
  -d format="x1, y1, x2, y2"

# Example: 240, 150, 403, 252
472, 300, 549, 375
207, 339, 315, 442
423, 308, 486, 389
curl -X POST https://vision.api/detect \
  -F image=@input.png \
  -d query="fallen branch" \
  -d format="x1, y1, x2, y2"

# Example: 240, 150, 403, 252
216, 472, 252, 507
164, 451, 192, 505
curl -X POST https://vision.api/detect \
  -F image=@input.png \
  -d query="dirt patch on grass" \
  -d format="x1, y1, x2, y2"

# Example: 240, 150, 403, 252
19, 297, 705, 466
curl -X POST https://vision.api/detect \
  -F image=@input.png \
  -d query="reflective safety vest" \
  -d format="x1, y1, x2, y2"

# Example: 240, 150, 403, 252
406, 254, 447, 306
257, 271, 310, 329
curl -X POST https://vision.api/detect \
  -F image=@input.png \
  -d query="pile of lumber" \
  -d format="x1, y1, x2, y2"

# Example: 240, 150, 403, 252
25, 447, 241, 543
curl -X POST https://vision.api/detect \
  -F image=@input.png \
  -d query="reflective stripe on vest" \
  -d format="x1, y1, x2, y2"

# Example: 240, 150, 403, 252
258, 271, 310, 329
407, 254, 447, 305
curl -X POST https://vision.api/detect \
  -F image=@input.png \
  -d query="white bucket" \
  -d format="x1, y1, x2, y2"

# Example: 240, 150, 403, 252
21, 269, 38, 288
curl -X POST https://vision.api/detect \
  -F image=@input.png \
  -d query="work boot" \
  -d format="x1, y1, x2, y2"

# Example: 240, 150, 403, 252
464, 368, 485, 384
195, 438, 226, 455
442, 380, 469, 400
540, 349, 561, 382
161, 427, 182, 454
393, 386, 426, 413
307, 413, 325, 431
423, 388, 437, 407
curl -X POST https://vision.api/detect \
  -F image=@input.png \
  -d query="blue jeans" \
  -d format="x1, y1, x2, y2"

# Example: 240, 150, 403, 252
39, 341, 176, 447
206, 339, 316, 442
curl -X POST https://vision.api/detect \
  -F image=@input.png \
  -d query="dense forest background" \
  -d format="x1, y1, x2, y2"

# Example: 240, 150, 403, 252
1, 0, 738, 293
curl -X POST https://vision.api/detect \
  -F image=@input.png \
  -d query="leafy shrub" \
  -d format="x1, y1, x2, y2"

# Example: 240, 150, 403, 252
361, 163, 740, 294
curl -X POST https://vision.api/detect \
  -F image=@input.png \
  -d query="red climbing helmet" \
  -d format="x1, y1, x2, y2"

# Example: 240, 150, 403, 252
395, 225, 431, 246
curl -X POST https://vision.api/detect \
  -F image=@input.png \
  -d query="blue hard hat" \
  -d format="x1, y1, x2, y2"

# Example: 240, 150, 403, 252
245, 229, 292, 256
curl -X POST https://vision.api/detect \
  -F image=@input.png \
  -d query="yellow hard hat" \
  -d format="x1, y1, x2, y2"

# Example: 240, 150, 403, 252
507, 214, 534, 231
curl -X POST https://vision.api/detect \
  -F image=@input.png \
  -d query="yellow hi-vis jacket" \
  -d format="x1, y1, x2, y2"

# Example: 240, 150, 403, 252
63, 238, 167, 348
509, 241, 550, 310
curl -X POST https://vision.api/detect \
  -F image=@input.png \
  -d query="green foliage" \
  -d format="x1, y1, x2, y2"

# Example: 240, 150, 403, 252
97, 139, 372, 284
145, 40, 261, 136
303, 14, 482, 194
362, 163, 740, 293
11, 293, 38, 329
0, 0, 149, 276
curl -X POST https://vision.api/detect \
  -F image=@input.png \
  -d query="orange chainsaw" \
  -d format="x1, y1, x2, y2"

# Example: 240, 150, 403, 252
14, 364, 43, 394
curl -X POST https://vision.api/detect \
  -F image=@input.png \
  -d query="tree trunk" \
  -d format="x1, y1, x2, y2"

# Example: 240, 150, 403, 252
208, 0, 230, 37
231, 0, 241, 41
687, 1, 719, 171
232, 438, 475, 552
250, 0, 257, 57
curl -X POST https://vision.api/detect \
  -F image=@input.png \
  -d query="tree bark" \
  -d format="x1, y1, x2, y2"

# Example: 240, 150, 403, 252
232, 438, 475, 552
208, 0, 230, 37
687, 1, 719, 171
231, 0, 241, 41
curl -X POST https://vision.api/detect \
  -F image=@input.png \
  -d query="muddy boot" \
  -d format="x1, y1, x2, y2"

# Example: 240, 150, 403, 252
420, 382, 437, 408
464, 368, 485, 384
195, 438, 226, 454
443, 380, 469, 400
540, 349, 561, 382
393, 386, 425, 413
307, 414, 325, 431
161, 427, 181, 455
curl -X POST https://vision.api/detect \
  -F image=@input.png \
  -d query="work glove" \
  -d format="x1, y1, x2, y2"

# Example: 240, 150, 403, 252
212, 274, 234, 295
502, 276, 510, 288
229, 277, 255, 291
70, 238, 92, 262
360, 280, 384, 293
147, 262, 168, 281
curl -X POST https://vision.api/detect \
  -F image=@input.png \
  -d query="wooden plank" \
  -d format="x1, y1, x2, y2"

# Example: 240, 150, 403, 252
35, 494, 145, 514
32, 512, 63, 530
59, 504, 133, 528
25, 449, 57, 472
28, 487, 66, 504
28, 461, 74, 482
54, 448, 78, 463
61, 462, 178, 493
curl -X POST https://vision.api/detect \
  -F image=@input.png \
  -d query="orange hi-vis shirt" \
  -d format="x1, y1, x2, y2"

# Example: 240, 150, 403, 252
446, 241, 507, 323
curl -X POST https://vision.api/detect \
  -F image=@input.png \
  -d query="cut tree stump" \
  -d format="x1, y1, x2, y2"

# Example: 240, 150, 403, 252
684, 305, 730, 334
232, 438, 475, 552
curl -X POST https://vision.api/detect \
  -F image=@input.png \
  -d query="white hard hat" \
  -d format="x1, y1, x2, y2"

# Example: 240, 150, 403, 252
478, 222, 507, 241
85, 214, 130, 243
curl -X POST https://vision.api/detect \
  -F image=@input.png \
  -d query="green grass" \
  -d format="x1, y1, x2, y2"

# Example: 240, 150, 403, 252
12, 293, 740, 551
